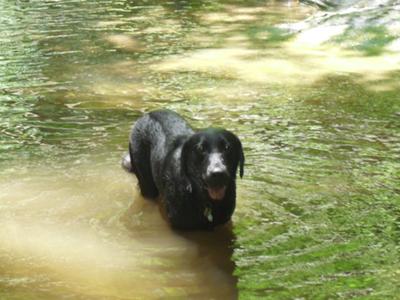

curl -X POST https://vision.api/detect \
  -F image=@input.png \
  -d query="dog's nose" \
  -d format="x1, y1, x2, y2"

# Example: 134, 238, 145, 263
208, 170, 226, 180
206, 169, 229, 185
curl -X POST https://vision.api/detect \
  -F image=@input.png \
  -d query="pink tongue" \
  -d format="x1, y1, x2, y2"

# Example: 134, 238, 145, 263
207, 186, 226, 201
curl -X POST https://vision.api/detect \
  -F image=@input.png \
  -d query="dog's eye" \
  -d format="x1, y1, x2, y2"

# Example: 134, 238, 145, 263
220, 140, 230, 151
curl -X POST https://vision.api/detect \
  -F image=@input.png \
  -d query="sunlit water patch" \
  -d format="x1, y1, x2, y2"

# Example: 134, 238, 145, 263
0, 162, 237, 299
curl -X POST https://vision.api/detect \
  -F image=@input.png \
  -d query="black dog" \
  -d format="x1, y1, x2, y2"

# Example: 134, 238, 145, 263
122, 110, 244, 230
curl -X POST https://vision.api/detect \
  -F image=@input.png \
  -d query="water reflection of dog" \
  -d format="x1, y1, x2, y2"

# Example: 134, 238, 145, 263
121, 196, 238, 299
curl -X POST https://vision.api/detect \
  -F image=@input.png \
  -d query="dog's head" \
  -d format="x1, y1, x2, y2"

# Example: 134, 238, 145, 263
181, 128, 244, 201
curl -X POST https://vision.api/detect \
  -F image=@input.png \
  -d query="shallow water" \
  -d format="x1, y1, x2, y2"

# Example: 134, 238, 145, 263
1, 0, 400, 299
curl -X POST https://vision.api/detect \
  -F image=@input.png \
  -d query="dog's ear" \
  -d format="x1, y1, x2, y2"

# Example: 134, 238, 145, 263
238, 138, 245, 178
181, 139, 190, 175
180, 137, 193, 190
181, 137, 196, 193
225, 131, 245, 178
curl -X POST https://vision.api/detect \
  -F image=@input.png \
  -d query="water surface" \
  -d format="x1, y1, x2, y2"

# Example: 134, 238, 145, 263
1, 0, 399, 299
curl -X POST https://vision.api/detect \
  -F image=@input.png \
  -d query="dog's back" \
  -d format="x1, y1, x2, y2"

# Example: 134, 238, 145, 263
147, 110, 193, 142
126, 110, 193, 198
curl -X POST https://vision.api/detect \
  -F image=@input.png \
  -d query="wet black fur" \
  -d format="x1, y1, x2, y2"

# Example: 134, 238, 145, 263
122, 110, 244, 230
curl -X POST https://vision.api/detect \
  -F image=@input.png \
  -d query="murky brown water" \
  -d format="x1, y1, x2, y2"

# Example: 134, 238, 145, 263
0, 163, 237, 299
1, 0, 400, 299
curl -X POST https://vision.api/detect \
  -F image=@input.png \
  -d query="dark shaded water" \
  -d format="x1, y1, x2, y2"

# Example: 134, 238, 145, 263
1, 0, 399, 299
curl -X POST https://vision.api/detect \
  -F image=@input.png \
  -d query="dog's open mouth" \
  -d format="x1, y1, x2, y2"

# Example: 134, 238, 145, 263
207, 186, 226, 201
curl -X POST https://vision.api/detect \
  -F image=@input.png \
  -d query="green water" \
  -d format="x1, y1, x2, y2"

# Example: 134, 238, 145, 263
1, 0, 399, 299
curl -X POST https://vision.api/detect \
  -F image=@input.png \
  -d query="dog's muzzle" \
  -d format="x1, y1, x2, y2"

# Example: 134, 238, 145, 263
204, 153, 229, 201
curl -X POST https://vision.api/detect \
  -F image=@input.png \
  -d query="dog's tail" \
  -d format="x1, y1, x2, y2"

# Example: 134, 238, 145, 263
122, 142, 136, 173
121, 152, 133, 173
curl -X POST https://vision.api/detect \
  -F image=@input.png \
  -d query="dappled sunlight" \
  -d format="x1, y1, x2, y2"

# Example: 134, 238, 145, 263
186, 85, 264, 105
199, 2, 312, 24
63, 60, 156, 110
199, 11, 258, 23
294, 25, 348, 46
153, 46, 317, 86
287, 38, 400, 84
154, 37, 400, 91
147, 1, 399, 92
104, 34, 143, 52
0, 220, 149, 299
